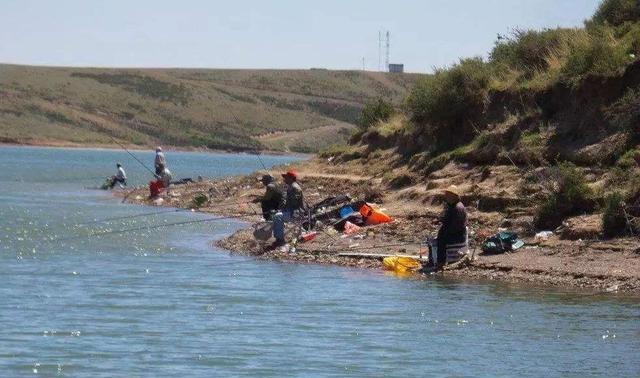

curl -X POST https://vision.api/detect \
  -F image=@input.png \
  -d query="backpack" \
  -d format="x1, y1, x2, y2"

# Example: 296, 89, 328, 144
482, 231, 524, 255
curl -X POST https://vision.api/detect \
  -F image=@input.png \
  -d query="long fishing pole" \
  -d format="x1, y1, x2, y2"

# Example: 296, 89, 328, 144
108, 135, 157, 177
217, 88, 271, 174
75, 200, 257, 226
48, 213, 257, 243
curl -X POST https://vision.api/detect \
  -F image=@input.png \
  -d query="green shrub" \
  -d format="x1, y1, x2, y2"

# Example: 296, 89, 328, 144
535, 163, 595, 229
405, 57, 491, 152
490, 28, 564, 76
591, 0, 640, 26
358, 98, 394, 130
561, 26, 630, 83
602, 191, 628, 237
190, 193, 208, 209
605, 88, 640, 141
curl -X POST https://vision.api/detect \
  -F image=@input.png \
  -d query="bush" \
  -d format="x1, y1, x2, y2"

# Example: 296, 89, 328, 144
605, 88, 640, 142
535, 163, 595, 229
561, 26, 630, 83
602, 192, 628, 237
592, 0, 640, 26
358, 98, 394, 130
406, 57, 491, 152
490, 29, 564, 77
190, 193, 208, 209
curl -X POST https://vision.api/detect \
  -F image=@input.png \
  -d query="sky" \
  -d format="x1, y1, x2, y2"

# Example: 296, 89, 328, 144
0, 0, 602, 73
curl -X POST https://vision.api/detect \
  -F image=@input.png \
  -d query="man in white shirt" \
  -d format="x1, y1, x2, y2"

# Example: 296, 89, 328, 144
109, 163, 127, 189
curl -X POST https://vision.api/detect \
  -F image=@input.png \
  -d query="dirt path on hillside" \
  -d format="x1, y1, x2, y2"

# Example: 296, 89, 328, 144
116, 163, 640, 294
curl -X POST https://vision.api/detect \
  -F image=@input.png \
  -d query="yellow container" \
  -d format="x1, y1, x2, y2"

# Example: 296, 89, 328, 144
382, 256, 421, 273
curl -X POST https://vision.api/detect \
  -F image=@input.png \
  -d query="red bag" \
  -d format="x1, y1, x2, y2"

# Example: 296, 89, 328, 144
149, 180, 165, 198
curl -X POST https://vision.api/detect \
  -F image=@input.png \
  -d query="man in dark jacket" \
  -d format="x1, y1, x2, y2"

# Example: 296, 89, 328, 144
252, 174, 284, 221
272, 170, 305, 247
435, 185, 467, 269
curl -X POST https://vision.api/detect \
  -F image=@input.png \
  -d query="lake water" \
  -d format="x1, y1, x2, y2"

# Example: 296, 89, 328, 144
0, 146, 638, 377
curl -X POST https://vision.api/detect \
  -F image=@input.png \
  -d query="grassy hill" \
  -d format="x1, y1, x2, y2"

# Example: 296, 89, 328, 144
0, 65, 421, 152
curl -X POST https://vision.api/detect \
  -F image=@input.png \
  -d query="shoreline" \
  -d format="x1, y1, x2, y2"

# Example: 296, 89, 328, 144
115, 162, 640, 294
0, 141, 311, 157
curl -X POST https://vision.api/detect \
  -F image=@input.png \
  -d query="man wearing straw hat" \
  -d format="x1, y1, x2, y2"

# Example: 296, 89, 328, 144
435, 185, 468, 269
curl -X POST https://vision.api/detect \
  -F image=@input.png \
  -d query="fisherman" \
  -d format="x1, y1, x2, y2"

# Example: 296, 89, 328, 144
433, 185, 467, 270
109, 163, 127, 189
252, 174, 284, 221
154, 146, 166, 171
149, 163, 173, 198
271, 170, 305, 248
157, 163, 172, 188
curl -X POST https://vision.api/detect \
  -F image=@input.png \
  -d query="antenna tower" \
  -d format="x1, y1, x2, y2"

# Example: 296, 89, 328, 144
385, 31, 390, 72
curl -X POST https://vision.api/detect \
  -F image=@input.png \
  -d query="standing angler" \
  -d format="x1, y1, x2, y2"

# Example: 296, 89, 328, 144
271, 170, 305, 248
252, 174, 284, 221
154, 146, 166, 171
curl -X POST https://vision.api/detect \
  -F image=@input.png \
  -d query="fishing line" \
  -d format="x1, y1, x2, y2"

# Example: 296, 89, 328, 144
47, 213, 258, 243
108, 135, 157, 177
75, 201, 256, 226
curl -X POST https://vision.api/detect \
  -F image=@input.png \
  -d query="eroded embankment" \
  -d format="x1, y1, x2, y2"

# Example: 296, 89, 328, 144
117, 160, 640, 294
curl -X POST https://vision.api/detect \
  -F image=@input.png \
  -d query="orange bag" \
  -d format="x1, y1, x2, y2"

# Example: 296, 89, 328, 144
359, 203, 392, 225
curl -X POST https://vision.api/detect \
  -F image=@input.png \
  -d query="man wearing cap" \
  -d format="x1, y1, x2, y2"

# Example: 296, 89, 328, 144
271, 170, 305, 247
155, 146, 166, 171
252, 174, 284, 221
434, 185, 467, 269
109, 163, 127, 189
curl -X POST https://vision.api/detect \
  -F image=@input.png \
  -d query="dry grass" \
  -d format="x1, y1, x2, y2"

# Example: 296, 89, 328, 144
0, 64, 422, 152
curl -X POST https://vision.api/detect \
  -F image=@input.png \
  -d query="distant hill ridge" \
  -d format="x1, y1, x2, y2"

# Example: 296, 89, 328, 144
0, 64, 422, 152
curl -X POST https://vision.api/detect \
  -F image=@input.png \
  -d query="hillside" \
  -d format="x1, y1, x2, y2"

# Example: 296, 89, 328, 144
0, 64, 421, 152
323, 0, 640, 240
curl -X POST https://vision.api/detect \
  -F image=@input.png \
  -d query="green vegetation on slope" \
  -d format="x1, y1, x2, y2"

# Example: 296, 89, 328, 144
329, 0, 640, 236
0, 65, 421, 152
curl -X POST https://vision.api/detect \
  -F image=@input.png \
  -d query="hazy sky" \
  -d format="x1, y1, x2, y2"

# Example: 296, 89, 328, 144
0, 0, 602, 72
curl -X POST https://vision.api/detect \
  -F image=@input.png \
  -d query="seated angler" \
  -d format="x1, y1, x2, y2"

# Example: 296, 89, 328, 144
433, 185, 468, 270
252, 174, 284, 221
109, 163, 127, 189
271, 170, 305, 248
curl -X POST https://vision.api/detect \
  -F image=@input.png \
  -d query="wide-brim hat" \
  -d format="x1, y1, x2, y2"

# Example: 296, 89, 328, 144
443, 185, 462, 198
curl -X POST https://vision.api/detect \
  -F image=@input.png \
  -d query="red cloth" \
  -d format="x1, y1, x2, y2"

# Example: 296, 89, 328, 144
149, 180, 166, 198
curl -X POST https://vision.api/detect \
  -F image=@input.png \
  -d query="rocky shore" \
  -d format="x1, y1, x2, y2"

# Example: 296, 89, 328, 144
117, 160, 640, 294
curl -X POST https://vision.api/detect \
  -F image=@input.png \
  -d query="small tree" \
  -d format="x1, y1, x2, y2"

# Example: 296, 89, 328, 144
602, 192, 628, 237
358, 98, 394, 130
535, 163, 595, 229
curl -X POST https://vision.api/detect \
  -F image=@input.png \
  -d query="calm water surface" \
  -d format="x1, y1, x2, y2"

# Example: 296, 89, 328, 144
0, 146, 638, 377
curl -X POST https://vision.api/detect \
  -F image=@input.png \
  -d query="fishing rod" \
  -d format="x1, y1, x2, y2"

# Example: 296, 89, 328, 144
216, 88, 272, 174
108, 135, 157, 177
47, 212, 257, 244
75, 200, 258, 227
